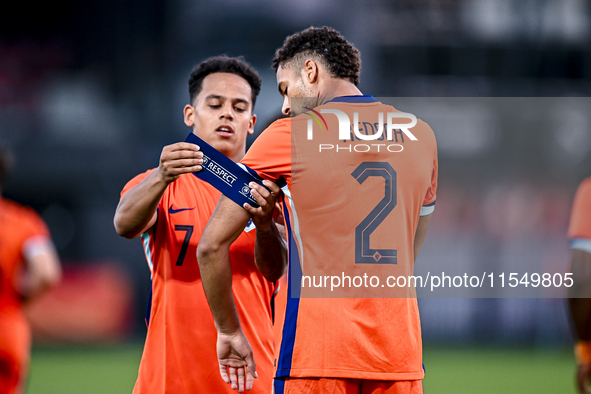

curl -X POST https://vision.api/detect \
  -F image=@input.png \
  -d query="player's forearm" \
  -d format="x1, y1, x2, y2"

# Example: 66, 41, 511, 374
255, 222, 287, 282
568, 250, 591, 341
114, 171, 168, 238
197, 196, 251, 333
197, 240, 242, 333
569, 298, 591, 341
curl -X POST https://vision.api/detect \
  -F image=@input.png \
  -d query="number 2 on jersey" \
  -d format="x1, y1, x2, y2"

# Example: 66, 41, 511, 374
351, 162, 397, 264
174, 225, 194, 266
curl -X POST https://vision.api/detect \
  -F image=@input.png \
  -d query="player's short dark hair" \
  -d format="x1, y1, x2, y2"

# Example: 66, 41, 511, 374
0, 145, 13, 189
272, 26, 361, 86
188, 55, 262, 109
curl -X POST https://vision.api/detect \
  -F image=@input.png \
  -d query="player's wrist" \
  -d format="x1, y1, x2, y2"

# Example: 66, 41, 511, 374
213, 313, 242, 336
150, 167, 175, 188
575, 340, 591, 365
216, 325, 243, 336
253, 217, 275, 232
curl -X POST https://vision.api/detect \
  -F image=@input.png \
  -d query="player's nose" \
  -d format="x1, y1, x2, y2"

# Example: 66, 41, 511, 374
221, 103, 234, 120
281, 96, 290, 116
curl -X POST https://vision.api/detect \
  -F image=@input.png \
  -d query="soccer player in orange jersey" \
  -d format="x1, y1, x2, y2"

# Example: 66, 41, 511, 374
568, 177, 591, 394
0, 146, 62, 394
198, 27, 437, 394
114, 56, 286, 394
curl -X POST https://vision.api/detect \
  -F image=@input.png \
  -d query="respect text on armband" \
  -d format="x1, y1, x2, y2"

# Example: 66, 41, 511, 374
204, 156, 237, 186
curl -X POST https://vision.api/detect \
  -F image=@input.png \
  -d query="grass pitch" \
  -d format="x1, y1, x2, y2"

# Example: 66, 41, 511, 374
26, 344, 143, 394
25, 343, 576, 394
422, 345, 575, 394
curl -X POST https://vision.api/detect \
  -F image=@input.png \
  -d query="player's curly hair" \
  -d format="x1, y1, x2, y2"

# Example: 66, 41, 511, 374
272, 26, 361, 86
188, 55, 262, 108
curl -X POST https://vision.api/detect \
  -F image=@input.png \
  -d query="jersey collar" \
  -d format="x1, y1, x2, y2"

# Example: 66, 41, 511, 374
326, 95, 378, 104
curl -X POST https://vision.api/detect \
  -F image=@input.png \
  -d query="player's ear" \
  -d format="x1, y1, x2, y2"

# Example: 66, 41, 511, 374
304, 59, 319, 84
247, 113, 257, 135
183, 104, 195, 127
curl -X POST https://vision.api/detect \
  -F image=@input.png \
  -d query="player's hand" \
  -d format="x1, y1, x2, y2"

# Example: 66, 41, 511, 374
217, 330, 257, 392
576, 363, 591, 393
244, 180, 282, 230
156, 142, 203, 184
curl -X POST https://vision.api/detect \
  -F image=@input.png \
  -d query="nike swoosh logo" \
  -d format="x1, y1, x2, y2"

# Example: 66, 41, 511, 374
169, 205, 196, 214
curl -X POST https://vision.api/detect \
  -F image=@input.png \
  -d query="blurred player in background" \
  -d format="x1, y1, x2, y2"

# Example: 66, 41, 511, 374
114, 56, 286, 394
0, 145, 62, 394
198, 27, 437, 394
568, 177, 591, 394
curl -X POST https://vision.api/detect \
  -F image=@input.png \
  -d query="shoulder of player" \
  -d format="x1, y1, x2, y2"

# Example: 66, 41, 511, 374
120, 168, 158, 196
0, 198, 37, 217
576, 177, 591, 199
415, 117, 436, 139
391, 108, 436, 145
579, 177, 591, 190
263, 117, 291, 132
0, 198, 44, 229
250, 117, 292, 147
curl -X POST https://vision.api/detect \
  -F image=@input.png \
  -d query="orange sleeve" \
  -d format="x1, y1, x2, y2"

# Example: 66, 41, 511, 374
21, 210, 54, 261
568, 178, 591, 240
421, 124, 438, 215
423, 148, 438, 206
120, 169, 156, 198
241, 118, 292, 182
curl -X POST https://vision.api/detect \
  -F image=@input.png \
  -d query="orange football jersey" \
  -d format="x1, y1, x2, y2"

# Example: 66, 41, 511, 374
121, 171, 276, 393
0, 198, 52, 394
569, 177, 591, 244
241, 96, 437, 380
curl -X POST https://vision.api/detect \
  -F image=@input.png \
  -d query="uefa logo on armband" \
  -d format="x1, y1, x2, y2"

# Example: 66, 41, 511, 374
239, 185, 257, 204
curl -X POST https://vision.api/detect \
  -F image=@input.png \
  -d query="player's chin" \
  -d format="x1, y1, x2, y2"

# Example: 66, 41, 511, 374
210, 133, 234, 146
217, 131, 243, 144
209, 137, 238, 155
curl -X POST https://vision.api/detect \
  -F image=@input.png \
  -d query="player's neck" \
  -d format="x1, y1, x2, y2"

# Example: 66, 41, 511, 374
322, 78, 363, 100
226, 150, 245, 163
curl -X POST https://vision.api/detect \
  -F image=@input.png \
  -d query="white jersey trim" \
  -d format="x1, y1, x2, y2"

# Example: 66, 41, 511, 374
420, 205, 435, 217
23, 235, 54, 260
571, 238, 591, 254
282, 184, 305, 270
141, 232, 154, 278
